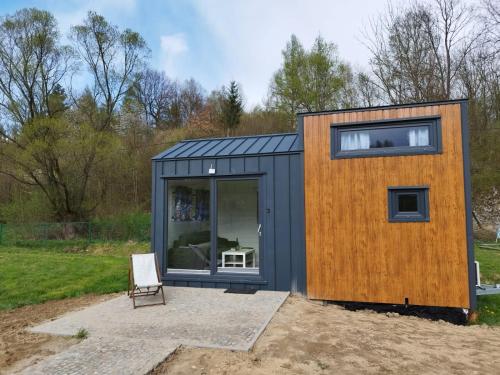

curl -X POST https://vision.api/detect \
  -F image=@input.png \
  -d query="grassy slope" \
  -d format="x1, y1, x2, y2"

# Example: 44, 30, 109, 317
475, 244, 500, 325
0, 242, 149, 310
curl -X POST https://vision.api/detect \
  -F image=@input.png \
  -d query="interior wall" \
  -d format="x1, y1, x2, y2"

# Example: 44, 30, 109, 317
217, 180, 259, 264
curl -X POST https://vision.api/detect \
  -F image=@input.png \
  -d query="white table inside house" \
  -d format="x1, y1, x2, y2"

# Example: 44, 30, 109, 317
222, 248, 256, 268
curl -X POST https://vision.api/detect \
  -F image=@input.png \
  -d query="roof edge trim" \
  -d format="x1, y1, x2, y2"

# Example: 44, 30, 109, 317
297, 98, 468, 117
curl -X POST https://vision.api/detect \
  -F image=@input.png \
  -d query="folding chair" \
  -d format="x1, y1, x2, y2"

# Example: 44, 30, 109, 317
128, 253, 166, 308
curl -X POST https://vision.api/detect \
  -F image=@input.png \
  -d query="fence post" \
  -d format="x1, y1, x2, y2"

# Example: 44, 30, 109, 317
88, 221, 92, 244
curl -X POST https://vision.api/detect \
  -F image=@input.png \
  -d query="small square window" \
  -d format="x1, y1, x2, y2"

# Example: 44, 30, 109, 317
388, 187, 429, 222
398, 193, 418, 212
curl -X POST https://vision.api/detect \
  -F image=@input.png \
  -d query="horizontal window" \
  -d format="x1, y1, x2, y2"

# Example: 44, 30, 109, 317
331, 117, 441, 159
388, 186, 429, 222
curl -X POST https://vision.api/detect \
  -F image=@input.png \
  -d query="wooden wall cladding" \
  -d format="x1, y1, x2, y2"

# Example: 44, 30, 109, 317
303, 103, 470, 308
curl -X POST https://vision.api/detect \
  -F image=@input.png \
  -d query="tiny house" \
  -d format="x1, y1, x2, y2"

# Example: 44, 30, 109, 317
152, 100, 476, 310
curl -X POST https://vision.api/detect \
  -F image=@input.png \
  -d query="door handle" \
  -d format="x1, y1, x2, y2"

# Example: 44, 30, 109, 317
257, 224, 262, 237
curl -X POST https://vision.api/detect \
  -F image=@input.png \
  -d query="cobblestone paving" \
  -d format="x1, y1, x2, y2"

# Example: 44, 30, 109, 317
22, 287, 289, 375
23, 336, 178, 375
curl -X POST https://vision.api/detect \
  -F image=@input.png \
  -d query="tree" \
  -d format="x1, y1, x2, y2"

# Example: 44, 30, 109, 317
365, 0, 499, 227
0, 9, 148, 221
116, 96, 155, 209
0, 8, 73, 129
0, 8, 81, 220
206, 89, 225, 122
356, 72, 383, 107
365, 0, 475, 103
458, 9, 500, 204
221, 81, 243, 136
131, 68, 178, 129
268, 34, 355, 128
0, 94, 120, 221
481, 0, 500, 56
268, 35, 306, 127
236, 107, 289, 136
302, 36, 347, 111
178, 78, 205, 125
70, 11, 148, 130
49, 11, 150, 219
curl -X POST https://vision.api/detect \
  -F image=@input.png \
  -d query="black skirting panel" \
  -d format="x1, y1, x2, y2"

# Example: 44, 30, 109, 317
164, 280, 267, 291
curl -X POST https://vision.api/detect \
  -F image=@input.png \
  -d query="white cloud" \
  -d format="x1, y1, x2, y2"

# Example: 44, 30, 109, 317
160, 33, 189, 76
189, 0, 389, 107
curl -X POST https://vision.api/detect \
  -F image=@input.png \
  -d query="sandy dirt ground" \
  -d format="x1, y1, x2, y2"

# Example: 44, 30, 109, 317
2, 294, 500, 375
153, 296, 500, 375
0, 294, 117, 375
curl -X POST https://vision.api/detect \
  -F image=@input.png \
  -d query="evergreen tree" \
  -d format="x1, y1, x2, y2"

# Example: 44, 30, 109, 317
221, 81, 243, 136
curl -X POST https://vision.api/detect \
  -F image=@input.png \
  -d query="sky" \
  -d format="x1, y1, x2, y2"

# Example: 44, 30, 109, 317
0, 0, 391, 108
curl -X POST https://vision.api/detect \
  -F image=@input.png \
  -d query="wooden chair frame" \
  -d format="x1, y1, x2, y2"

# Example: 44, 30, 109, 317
128, 254, 166, 309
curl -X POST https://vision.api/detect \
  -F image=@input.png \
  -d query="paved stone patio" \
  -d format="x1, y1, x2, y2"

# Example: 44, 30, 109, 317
23, 287, 289, 375
24, 336, 178, 375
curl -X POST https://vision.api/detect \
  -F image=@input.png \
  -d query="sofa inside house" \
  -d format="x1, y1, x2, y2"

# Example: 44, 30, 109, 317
167, 230, 238, 270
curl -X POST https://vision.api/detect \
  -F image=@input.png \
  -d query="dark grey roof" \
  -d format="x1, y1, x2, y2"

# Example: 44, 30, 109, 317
153, 133, 301, 160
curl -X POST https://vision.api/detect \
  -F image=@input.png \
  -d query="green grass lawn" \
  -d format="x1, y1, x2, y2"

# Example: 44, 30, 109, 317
475, 243, 500, 325
0, 241, 149, 310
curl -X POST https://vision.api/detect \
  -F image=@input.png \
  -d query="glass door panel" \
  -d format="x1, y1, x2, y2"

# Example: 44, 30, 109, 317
216, 179, 260, 274
167, 179, 211, 273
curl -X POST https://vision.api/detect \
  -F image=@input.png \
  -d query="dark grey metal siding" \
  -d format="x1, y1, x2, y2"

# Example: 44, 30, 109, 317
151, 141, 306, 293
290, 152, 306, 294
461, 102, 477, 310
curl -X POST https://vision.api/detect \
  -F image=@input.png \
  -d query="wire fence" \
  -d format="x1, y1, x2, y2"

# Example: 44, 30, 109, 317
0, 219, 150, 246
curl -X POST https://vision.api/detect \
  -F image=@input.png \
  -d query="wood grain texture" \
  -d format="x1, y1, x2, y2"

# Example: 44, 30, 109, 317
304, 103, 470, 308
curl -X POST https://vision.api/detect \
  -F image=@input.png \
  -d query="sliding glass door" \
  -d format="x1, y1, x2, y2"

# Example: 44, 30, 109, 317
166, 176, 262, 276
167, 179, 211, 273
216, 179, 260, 274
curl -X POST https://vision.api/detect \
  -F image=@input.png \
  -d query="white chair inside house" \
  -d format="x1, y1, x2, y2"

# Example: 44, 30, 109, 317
128, 253, 166, 308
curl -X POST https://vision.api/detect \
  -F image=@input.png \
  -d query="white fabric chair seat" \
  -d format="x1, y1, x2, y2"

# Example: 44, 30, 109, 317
136, 281, 163, 288
132, 254, 161, 287
129, 253, 166, 308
